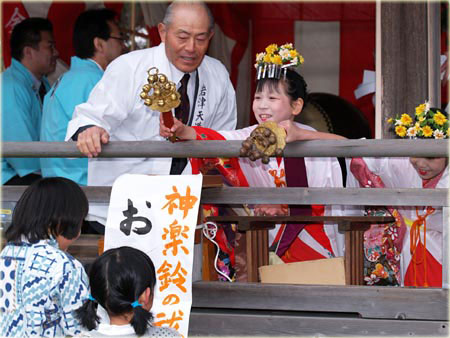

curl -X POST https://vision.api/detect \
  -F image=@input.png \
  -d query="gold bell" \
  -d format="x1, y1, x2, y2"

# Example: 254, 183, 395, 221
154, 88, 161, 96
170, 93, 178, 101
140, 92, 147, 99
142, 84, 150, 92
148, 75, 156, 83
164, 82, 171, 90
159, 75, 167, 83
157, 99, 165, 107
144, 98, 152, 106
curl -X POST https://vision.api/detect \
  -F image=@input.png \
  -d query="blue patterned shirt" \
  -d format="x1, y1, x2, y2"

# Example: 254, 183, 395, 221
0, 238, 89, 337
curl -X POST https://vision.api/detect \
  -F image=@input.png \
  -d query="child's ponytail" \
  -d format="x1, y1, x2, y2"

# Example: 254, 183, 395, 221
130, 302, 154, 337
76, 247, 157, 335
75, 296, 99, 330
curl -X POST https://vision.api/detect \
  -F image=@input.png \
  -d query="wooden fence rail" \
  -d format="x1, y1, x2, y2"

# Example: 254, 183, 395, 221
2, 186, 448, 206
2, 139, 449, 158
2, 139, 449, 336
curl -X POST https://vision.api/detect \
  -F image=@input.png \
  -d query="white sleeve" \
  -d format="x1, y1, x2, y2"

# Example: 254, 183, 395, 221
208, 77, 237, 131
65, 58, 135, 140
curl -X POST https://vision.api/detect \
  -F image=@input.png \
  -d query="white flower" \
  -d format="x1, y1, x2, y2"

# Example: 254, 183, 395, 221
281, 43, 293, 49
292, 57, 298, 65
406, 127, 417, 137
394, 119, 402, 126
256, 52, 265, 62
425, 100, 431, 113
279, 48, 290, 59
433, 129, 445, 139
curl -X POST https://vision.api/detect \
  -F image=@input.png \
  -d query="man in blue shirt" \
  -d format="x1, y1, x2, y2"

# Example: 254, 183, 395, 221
2, 18, 58, 185
40, 8, 125, 186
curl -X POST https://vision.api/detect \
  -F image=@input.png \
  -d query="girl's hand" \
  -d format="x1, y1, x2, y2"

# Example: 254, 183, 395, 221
159, 113, 185, 138
278, 120, 303, 142
254, 204, 289, 216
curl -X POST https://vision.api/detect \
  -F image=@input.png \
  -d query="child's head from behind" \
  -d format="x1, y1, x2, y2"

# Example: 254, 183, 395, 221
77, 246, 156, 336
5, 177, 88, 249
409, 157, 448, 180
253, 69, 308, 124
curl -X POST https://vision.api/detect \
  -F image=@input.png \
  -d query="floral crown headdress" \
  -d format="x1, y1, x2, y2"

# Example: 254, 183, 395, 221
254, 43, 304, 80
388, 101, 448, 139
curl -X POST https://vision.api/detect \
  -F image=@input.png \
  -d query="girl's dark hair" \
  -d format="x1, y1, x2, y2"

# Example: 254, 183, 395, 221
75, 246, 157, 337
255, 69, 308, 105
5, 177, 88, 243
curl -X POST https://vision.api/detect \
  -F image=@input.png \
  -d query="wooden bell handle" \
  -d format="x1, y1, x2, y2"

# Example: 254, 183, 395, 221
162, 111, 177, 142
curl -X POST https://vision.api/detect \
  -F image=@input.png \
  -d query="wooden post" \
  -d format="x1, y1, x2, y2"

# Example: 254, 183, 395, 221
442, 207, 449, 289
380, 2, 428, 138
130, 2, 136, 51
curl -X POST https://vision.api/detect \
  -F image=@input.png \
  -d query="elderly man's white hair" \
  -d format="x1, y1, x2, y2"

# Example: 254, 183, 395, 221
162, 1, 215, 32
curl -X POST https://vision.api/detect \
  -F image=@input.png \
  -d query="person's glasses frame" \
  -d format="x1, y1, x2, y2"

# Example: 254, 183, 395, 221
108, 34, 127, 42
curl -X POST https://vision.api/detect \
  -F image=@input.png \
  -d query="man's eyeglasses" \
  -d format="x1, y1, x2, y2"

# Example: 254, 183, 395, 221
108, 34, 127, 42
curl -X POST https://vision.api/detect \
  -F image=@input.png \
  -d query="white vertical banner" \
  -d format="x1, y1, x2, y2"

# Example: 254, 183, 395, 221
104, 174, 203, 338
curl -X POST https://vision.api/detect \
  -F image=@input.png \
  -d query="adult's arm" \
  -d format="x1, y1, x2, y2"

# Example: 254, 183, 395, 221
65, 57, 135, 156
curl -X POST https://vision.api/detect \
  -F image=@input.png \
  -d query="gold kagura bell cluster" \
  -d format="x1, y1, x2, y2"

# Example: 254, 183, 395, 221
140, 67, 180, 112
240, 121, 286, 164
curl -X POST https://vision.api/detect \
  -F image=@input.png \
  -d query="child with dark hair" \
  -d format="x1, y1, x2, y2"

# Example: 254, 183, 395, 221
284, 102, 449, 287
160, 43, 344, 276
0, 177, 89, 337
75, 246, 180, 337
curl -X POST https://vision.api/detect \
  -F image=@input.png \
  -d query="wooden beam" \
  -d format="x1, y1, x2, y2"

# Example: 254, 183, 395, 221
207, 215, 394, 232
188, 310, 448, 336
381, 2, 428, 138
2, 186, 448, 206
2, 139, 448, 158
191, 281, 448, 320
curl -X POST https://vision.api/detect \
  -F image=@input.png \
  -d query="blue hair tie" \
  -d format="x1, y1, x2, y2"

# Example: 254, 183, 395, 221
88, 294, 97, 302
131, 300, 142, 308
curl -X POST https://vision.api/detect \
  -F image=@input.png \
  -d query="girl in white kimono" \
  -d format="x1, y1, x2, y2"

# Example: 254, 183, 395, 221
281, 102, 449, 287
160, 44, 345, 271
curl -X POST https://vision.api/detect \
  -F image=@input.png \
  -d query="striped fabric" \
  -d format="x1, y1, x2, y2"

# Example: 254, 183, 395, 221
0, 238, 89, 337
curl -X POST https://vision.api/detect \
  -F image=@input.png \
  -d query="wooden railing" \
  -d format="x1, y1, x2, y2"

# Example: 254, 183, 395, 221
1, 139, 449, 336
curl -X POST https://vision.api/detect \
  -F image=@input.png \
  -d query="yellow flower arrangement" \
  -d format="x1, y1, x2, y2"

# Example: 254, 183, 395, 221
388, 101, 448, 139
422, 125, 433, 137
266, 44, 278, 54
263, 53, 271, 63
399, 113, 412, 126
415, 103, 426, 115
395, 125, 407, 137
433, 111, 447, 126
270, 54, 282, 65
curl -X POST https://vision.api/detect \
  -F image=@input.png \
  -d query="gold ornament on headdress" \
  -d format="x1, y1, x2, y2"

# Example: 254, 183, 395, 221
140, 67, 180, 112
240, 121, 286, 164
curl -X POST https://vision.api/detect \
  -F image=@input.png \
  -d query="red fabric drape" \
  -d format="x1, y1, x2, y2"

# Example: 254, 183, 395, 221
2, 2, 29, 68
2, 2, 124, 68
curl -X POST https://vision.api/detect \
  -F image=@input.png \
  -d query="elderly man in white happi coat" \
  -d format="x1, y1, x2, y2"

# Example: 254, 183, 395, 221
65, 1, 237, 226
